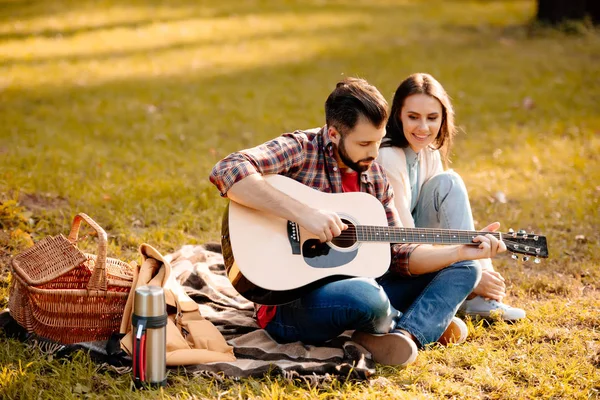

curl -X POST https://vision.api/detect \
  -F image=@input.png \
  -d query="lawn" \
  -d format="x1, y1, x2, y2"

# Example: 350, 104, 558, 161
0, 0, 599, 398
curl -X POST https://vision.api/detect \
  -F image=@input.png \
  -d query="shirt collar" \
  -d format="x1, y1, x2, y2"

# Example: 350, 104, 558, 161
404, 146, 420, 168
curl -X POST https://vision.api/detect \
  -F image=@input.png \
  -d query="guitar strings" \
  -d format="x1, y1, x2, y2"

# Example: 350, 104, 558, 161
315, 225, 540, 253
331, 231, 504, 240
341, 226, 504, 235
330, 236, 530, 247
331, 233, 534, 246
327, 238, 540, 257
327, 233, 539, 252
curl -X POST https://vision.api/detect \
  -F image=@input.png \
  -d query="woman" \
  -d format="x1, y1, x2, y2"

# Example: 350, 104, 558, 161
377, 73, 525, 321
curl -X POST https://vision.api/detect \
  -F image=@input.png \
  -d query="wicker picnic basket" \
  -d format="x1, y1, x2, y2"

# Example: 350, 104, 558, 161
8, 213, 134, 344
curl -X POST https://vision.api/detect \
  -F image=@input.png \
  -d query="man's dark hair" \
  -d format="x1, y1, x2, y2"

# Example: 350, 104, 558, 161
325, 77, 388, 133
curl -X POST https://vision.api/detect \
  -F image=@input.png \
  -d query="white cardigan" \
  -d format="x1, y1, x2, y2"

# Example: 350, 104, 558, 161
376, 145, 444, 228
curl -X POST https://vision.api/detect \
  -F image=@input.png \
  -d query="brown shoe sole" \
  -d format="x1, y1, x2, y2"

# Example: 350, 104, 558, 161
351, 331, 418, 366
438, 317, 468, 346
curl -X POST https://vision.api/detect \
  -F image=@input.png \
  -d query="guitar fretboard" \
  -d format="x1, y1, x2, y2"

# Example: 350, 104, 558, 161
356, 226, 501, 245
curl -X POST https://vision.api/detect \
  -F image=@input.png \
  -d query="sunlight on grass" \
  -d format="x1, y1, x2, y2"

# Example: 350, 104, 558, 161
1, 12, 367, 87
463, 131, 599, 227
0, 4, 193, 35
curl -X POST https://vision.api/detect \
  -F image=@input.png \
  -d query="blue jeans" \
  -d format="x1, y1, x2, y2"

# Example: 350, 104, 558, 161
413, 171, 475, 231
265, 277, 398, 344
265, 172, 481, 346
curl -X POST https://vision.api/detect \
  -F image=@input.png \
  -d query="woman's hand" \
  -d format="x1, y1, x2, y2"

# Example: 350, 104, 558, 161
473, 269, 506, 301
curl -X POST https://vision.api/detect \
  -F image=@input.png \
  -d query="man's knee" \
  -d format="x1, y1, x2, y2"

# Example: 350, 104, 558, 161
344, 278, 396, 333
347, 278, 391, 317
445, 261, 482, 292
464, 261, 483, 291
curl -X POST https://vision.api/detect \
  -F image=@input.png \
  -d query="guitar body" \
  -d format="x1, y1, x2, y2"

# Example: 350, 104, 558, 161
222, 174, 391, 305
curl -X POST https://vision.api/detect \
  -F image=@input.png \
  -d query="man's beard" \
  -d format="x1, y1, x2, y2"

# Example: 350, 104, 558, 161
337, 136, 374, 173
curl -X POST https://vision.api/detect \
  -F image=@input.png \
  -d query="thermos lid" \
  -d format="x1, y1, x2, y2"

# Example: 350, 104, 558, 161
133, 285, 166, 318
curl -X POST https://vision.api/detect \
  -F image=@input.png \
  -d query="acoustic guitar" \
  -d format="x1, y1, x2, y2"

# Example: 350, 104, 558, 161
221, 175, 549, 305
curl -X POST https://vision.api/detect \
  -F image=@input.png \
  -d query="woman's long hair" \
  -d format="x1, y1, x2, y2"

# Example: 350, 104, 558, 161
382, 73, 456, 166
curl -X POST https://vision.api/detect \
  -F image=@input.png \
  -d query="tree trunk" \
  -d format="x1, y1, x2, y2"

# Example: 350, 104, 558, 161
537, 0, 599, 24
588, 2, 600, 24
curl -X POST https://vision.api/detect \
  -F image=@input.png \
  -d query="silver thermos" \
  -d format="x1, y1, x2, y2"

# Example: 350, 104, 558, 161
131, 285, 167, 388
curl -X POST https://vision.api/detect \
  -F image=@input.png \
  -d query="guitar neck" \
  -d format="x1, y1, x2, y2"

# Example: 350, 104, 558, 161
356, 226, 500, 245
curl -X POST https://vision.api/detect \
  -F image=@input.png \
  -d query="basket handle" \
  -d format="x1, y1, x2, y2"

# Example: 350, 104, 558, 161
68, 213, 108, 292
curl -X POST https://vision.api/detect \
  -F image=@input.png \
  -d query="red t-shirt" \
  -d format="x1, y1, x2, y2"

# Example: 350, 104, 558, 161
341, 170, 360, 192
256, 169, 360, 328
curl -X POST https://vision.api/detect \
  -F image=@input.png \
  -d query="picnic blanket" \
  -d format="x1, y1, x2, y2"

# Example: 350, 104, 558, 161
1, 243, 375, 382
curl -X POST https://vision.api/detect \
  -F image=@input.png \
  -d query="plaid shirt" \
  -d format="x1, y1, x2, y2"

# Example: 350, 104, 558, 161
210, 126, 417, 276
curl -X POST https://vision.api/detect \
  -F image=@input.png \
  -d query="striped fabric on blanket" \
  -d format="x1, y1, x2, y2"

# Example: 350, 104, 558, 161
164, 243, 375, 380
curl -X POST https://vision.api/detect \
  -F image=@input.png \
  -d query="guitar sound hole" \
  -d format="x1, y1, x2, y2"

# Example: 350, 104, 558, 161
331, 219, 357, 248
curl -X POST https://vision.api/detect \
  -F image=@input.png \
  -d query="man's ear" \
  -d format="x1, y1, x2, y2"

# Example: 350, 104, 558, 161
328, 126, 340, 144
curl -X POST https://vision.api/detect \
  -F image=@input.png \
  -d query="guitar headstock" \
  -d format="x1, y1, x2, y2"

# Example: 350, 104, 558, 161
502, 229, 549, 262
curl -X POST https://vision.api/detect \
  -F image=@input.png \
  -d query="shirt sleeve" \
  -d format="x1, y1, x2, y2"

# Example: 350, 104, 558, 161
390, 243, 421, 277
382, 179, 402, 228
209, 132, 308, 197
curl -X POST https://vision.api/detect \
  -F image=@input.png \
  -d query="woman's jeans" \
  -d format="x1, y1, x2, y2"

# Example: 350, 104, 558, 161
413, 170, 475, 231
265, 172, 482, 346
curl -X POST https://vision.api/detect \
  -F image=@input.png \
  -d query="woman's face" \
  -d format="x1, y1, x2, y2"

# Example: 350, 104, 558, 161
400, 93, 443, 153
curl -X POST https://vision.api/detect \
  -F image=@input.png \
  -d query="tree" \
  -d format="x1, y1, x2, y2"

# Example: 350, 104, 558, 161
537, 0, 600, 25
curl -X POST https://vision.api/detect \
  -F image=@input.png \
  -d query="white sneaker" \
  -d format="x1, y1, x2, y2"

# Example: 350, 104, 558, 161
459, 296, 526, 321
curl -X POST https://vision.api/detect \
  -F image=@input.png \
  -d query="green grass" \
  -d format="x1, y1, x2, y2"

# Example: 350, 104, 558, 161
1, 0, 599, 398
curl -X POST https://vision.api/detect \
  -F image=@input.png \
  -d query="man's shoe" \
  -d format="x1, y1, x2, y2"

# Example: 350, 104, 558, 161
459, 296, 526, 321
351, 330, 418, 366
437, 317, 468, 346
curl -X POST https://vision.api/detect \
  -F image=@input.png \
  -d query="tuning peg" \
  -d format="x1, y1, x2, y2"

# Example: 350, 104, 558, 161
534, 257, 541, 264
523, 256, 530, 262
517, 229, 528, 239
511, 254, 519, 260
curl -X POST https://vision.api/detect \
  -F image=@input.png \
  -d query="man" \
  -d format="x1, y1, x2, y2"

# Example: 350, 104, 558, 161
210, 78, 506, 366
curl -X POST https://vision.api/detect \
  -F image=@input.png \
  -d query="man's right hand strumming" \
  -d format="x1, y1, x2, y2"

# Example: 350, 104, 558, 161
299, 209, 348, 243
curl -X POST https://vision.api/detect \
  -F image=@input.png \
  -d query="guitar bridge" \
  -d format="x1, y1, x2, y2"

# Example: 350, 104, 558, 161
287, 221, 301, 255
